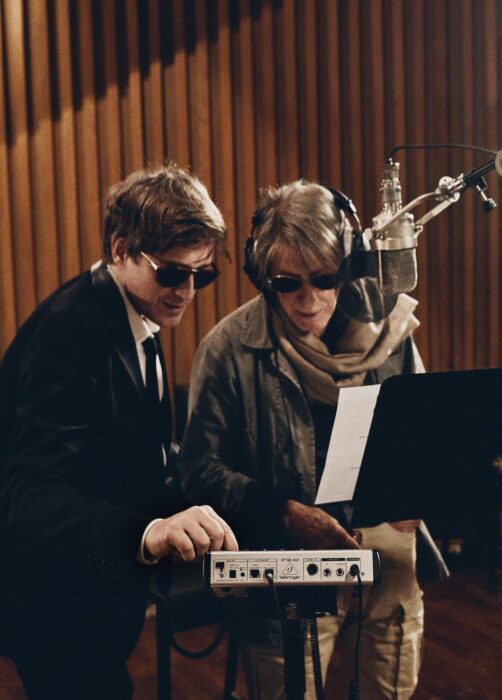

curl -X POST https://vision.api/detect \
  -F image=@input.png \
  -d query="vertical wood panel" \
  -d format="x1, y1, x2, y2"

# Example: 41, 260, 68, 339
3, 0, 36, 323
141, 1, 166, 164
1, 0, 502, 391
296, 0, 318, 181
72, 0, 102, 269
252, 0, 277, 188
383, 0, 406, 154
338, 0, 364, 207
174, 0, 214, 386
470, 2, 491, 370
208, 0, 238, 321
361, 0, 385, 223
316, 0, 342, 185
119, 0, 145, 173
229, 0, 258, 304
0, 2, 17, 344
274, 0, 298, 183
424, 0, 451, 371
162, 0, 190, 163
475, 0, 500, 368
162, 0, 191, 395
26, 0, 59, 300
94, 0, 123, 193
51, 0, 81, 282
402, 0, 429, 368
448, 0, 475, 370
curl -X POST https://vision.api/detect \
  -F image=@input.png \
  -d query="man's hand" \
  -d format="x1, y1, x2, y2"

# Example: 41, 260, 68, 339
144, 505, 239, 561
282, 500, 361, 550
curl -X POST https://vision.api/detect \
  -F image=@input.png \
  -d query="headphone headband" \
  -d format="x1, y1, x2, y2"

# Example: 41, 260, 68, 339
243, 185, 361, 292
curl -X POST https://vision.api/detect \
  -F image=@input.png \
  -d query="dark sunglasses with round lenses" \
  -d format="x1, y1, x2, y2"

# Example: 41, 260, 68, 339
141, 252, 220, 290
267, 273, 339, 294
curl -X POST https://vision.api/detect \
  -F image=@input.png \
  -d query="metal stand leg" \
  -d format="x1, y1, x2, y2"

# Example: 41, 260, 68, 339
283, 603, 305, 700
223, 634, 241, 700
156, 602, 172, 700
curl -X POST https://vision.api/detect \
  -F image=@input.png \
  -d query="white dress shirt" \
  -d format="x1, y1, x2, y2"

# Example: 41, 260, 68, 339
107, 264, 166, 565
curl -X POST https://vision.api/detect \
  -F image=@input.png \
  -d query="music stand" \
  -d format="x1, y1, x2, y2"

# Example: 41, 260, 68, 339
350, 368, 502, 527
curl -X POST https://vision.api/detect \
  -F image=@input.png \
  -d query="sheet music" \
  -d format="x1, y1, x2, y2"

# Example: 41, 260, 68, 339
315, 384, 381, 504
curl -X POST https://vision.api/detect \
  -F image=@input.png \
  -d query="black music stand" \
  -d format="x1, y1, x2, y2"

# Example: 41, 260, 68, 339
350, 368, 502, 528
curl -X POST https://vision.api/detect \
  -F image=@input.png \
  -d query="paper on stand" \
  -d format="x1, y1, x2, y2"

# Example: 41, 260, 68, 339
315, 384, 381, 504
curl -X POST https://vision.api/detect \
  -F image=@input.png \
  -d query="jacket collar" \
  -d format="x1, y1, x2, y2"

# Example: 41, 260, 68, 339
106, 264, 160, 344
90, 261, 145, 398
240, 294, 305, 393
240, 295, 276, 350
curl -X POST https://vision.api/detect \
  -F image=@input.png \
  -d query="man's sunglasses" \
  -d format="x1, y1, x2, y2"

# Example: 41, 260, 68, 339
267, 273, 339, 294
141, 252, 220, 290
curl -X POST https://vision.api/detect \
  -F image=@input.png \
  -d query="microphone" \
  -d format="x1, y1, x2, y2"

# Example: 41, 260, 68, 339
369, 161, 418, 295
346, 148, 502, 296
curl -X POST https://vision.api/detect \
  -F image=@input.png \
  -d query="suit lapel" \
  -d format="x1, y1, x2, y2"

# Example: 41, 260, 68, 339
91, 262, 173, 455
90, 262, 146, 402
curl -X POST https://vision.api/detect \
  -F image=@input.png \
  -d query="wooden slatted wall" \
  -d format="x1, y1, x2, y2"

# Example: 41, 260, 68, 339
1, 0, 502, 391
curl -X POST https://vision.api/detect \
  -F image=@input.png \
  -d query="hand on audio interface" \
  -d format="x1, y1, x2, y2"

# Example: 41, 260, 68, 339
144, 505, 239, 562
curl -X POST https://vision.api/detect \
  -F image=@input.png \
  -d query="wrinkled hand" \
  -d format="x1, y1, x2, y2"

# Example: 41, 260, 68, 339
389, 519, 420, 533
282, 500, 361, 550
145, 505, 239, 561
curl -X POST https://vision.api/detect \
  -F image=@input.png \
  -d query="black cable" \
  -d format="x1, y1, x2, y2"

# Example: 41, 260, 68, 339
266, 571, 287, 646
156, 556, 227, 660
308, 617, 325, 700
170, 622, 227, 660
385, 142, 497, 163
348, 566, 363, 700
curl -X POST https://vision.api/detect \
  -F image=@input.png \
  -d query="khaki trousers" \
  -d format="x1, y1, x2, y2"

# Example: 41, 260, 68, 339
240, 523, 424, 700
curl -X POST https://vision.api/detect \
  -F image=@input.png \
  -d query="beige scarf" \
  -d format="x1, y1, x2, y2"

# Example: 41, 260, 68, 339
270, 294, 420, 405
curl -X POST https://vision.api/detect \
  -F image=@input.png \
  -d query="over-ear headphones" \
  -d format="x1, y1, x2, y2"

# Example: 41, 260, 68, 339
243, 186, 362, 292
243, 209, 266, 291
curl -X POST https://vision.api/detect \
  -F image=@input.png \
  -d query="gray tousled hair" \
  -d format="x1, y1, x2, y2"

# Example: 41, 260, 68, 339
251, 180, 345, 288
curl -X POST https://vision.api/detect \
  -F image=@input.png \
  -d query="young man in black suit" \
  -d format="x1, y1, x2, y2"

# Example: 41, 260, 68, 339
0, 163, 238, 699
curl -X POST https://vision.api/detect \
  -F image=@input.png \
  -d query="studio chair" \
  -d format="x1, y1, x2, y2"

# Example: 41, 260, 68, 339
153, 385, 240, 700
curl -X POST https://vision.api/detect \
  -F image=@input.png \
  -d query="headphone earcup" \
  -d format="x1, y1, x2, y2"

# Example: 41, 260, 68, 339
328, 187, 361, 258
243, 207, 266, 291
243, 234, 263, 291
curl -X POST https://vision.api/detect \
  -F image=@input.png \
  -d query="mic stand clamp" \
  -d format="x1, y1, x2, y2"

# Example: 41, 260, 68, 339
474, 177, 497, 212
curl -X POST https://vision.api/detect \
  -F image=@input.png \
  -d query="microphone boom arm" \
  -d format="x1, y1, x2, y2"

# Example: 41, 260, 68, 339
355, 149, 501, 294
367, 190, 438, 239
367, 147, 502, 241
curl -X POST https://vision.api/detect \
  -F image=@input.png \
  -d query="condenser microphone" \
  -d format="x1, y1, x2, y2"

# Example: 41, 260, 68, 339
368, 161, 418, 295
360, 148, 502, 296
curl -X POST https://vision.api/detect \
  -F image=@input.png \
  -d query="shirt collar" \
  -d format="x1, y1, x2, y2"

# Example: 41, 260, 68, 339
107, 264, 160, 344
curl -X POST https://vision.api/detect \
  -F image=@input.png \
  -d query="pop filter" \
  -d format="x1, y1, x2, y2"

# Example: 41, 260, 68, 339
335, 276, 399, 325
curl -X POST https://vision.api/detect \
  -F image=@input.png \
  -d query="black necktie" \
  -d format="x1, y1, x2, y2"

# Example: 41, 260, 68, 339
142, 334, 173, 465
142, 336, 160, 411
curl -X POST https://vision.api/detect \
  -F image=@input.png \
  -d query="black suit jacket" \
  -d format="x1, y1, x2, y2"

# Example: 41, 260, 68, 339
0, 263, 181, 653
